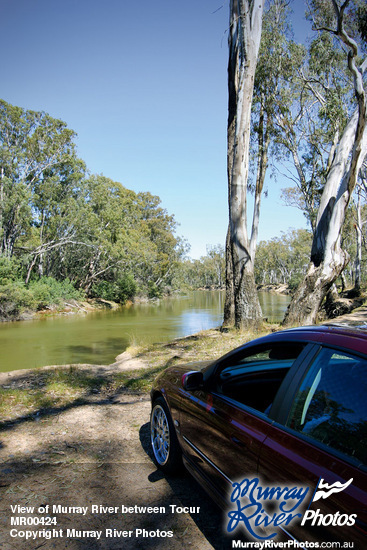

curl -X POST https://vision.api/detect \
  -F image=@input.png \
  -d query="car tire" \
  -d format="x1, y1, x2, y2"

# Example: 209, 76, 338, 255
150, 397, 182, 474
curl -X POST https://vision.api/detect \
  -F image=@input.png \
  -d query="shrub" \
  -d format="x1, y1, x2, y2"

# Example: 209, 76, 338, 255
116, 274, 136, 303
0, 256, 21, 284
91, 274, 137, 304
147, 281, 162, 299
0, 282, 35, 320
28, 277, 83, 309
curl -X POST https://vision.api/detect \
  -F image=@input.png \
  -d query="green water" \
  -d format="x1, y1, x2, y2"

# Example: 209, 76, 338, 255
0, 291, 290, 373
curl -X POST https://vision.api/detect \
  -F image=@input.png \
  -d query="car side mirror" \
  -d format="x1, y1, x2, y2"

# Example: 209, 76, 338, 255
182, 370, 204, 391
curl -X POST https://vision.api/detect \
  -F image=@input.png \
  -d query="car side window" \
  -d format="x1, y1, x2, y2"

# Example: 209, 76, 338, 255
216, 342, 306, 414
286, 347, 367, 467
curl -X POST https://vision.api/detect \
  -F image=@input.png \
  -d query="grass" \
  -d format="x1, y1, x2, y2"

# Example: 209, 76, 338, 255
0, 323, 279, 423
112, 323, 279, 392
0, 367, 108, 422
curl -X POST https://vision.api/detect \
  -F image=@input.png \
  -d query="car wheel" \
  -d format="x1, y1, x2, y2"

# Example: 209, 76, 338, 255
150, 397, 182, 474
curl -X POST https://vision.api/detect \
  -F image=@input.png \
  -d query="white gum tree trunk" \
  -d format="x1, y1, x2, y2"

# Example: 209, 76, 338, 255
284, 51, 367, 326
223, 0, 264, 329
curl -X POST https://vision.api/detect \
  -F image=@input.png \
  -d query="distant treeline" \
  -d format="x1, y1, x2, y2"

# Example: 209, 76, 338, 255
1, 99, 365, 321
182, 225, 366, 294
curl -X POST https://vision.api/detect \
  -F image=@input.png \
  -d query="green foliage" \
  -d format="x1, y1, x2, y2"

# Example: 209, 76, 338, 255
28, 277, 83, 309
0, 273, 84, 319
0, 99, 82, 259
175, 244, 225, 290
0, 281, 35, 319
0, 100, 184, 317
91, 274, 137, 304
263, 4, 356, 235
255, 229, 313, 291
147, 281, 162, 299
0, 256, 21, 284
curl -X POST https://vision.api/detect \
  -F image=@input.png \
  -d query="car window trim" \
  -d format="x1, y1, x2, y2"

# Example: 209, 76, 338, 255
209, 390, 277, 424
213, 341, 304, 375
206, 343, 317, 423
268, 418, 367, 473
268, 343, 320, 423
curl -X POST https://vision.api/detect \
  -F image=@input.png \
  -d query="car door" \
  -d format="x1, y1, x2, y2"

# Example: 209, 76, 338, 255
257, 344, 367, 544
178, 340, 310, 505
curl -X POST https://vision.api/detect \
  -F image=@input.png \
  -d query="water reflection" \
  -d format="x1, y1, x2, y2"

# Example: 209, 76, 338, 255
0, 291, 289, 373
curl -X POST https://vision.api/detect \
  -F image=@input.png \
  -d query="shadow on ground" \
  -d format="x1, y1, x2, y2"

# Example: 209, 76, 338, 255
0, 386, 244, 549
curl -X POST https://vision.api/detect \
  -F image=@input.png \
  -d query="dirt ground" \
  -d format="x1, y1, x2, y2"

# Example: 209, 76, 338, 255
0, 355, 238, 550
1, 309, 366, 550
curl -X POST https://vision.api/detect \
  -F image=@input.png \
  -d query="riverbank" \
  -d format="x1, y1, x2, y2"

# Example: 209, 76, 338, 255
0, 327, 268, 550
0, 326, 270, 420
257, 283, 290, 294
1, 311, 367, 549
2, 296, 367, 418
0, 345, 232, 548
0, 297, 123, 323
1, 284, 287, 324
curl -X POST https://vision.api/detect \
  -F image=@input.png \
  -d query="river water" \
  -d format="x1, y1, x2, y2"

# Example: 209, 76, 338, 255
0, 291, 290, 373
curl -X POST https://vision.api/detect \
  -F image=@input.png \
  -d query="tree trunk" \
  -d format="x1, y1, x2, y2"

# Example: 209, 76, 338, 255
283, 21, 367, 327
353, 191, 362, 293
283, 118, 367, 325
223, 0, 264, 329
283, 255, 347, 326
223, 228, 235, 328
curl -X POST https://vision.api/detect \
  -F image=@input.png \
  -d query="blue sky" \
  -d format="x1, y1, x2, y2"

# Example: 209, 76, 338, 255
2, 0, 311, 258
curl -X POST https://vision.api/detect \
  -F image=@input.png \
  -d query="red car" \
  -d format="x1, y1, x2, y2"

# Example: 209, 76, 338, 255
150, 325, 367, 544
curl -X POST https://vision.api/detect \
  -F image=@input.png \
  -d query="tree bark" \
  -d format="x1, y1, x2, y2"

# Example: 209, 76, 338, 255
353, 190, 362, 293
283, 50, 367, 326
224, 0, 264, 329
223, 228, 235, 328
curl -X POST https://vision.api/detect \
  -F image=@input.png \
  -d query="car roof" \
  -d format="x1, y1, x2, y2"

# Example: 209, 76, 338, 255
215, 324, 367, 368
266, 324, 367, 355
282, 323, 367, 338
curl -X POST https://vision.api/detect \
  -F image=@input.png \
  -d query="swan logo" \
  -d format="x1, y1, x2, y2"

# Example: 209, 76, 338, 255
312, 477, 353, 502
301, 478, 357, 528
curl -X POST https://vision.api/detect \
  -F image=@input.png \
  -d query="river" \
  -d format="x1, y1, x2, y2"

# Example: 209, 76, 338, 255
0, 291, 290, 373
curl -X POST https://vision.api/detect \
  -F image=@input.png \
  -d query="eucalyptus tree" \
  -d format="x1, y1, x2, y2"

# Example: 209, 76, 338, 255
248, 0, 302, 243
224, 0, 270, 328
283, 0, 367, 325
135, 191, 181, 295
57, 176, 182, 298
0, 100, 79, 260
24, 155, 87, 283
276, 30, 353, 234
206, 244, 225, 288
255, 229, 312, 289
224, 0, 305, 328
351, 164, 367, 292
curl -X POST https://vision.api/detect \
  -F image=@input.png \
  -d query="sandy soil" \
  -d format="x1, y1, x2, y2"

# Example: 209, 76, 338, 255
0, 354, 236, 550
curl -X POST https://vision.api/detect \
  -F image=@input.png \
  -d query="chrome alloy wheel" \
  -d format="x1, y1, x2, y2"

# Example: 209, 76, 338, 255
151, 403, 170, 466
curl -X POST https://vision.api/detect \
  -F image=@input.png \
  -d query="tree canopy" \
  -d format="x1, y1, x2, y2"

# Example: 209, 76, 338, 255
0, 99, 184, 317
